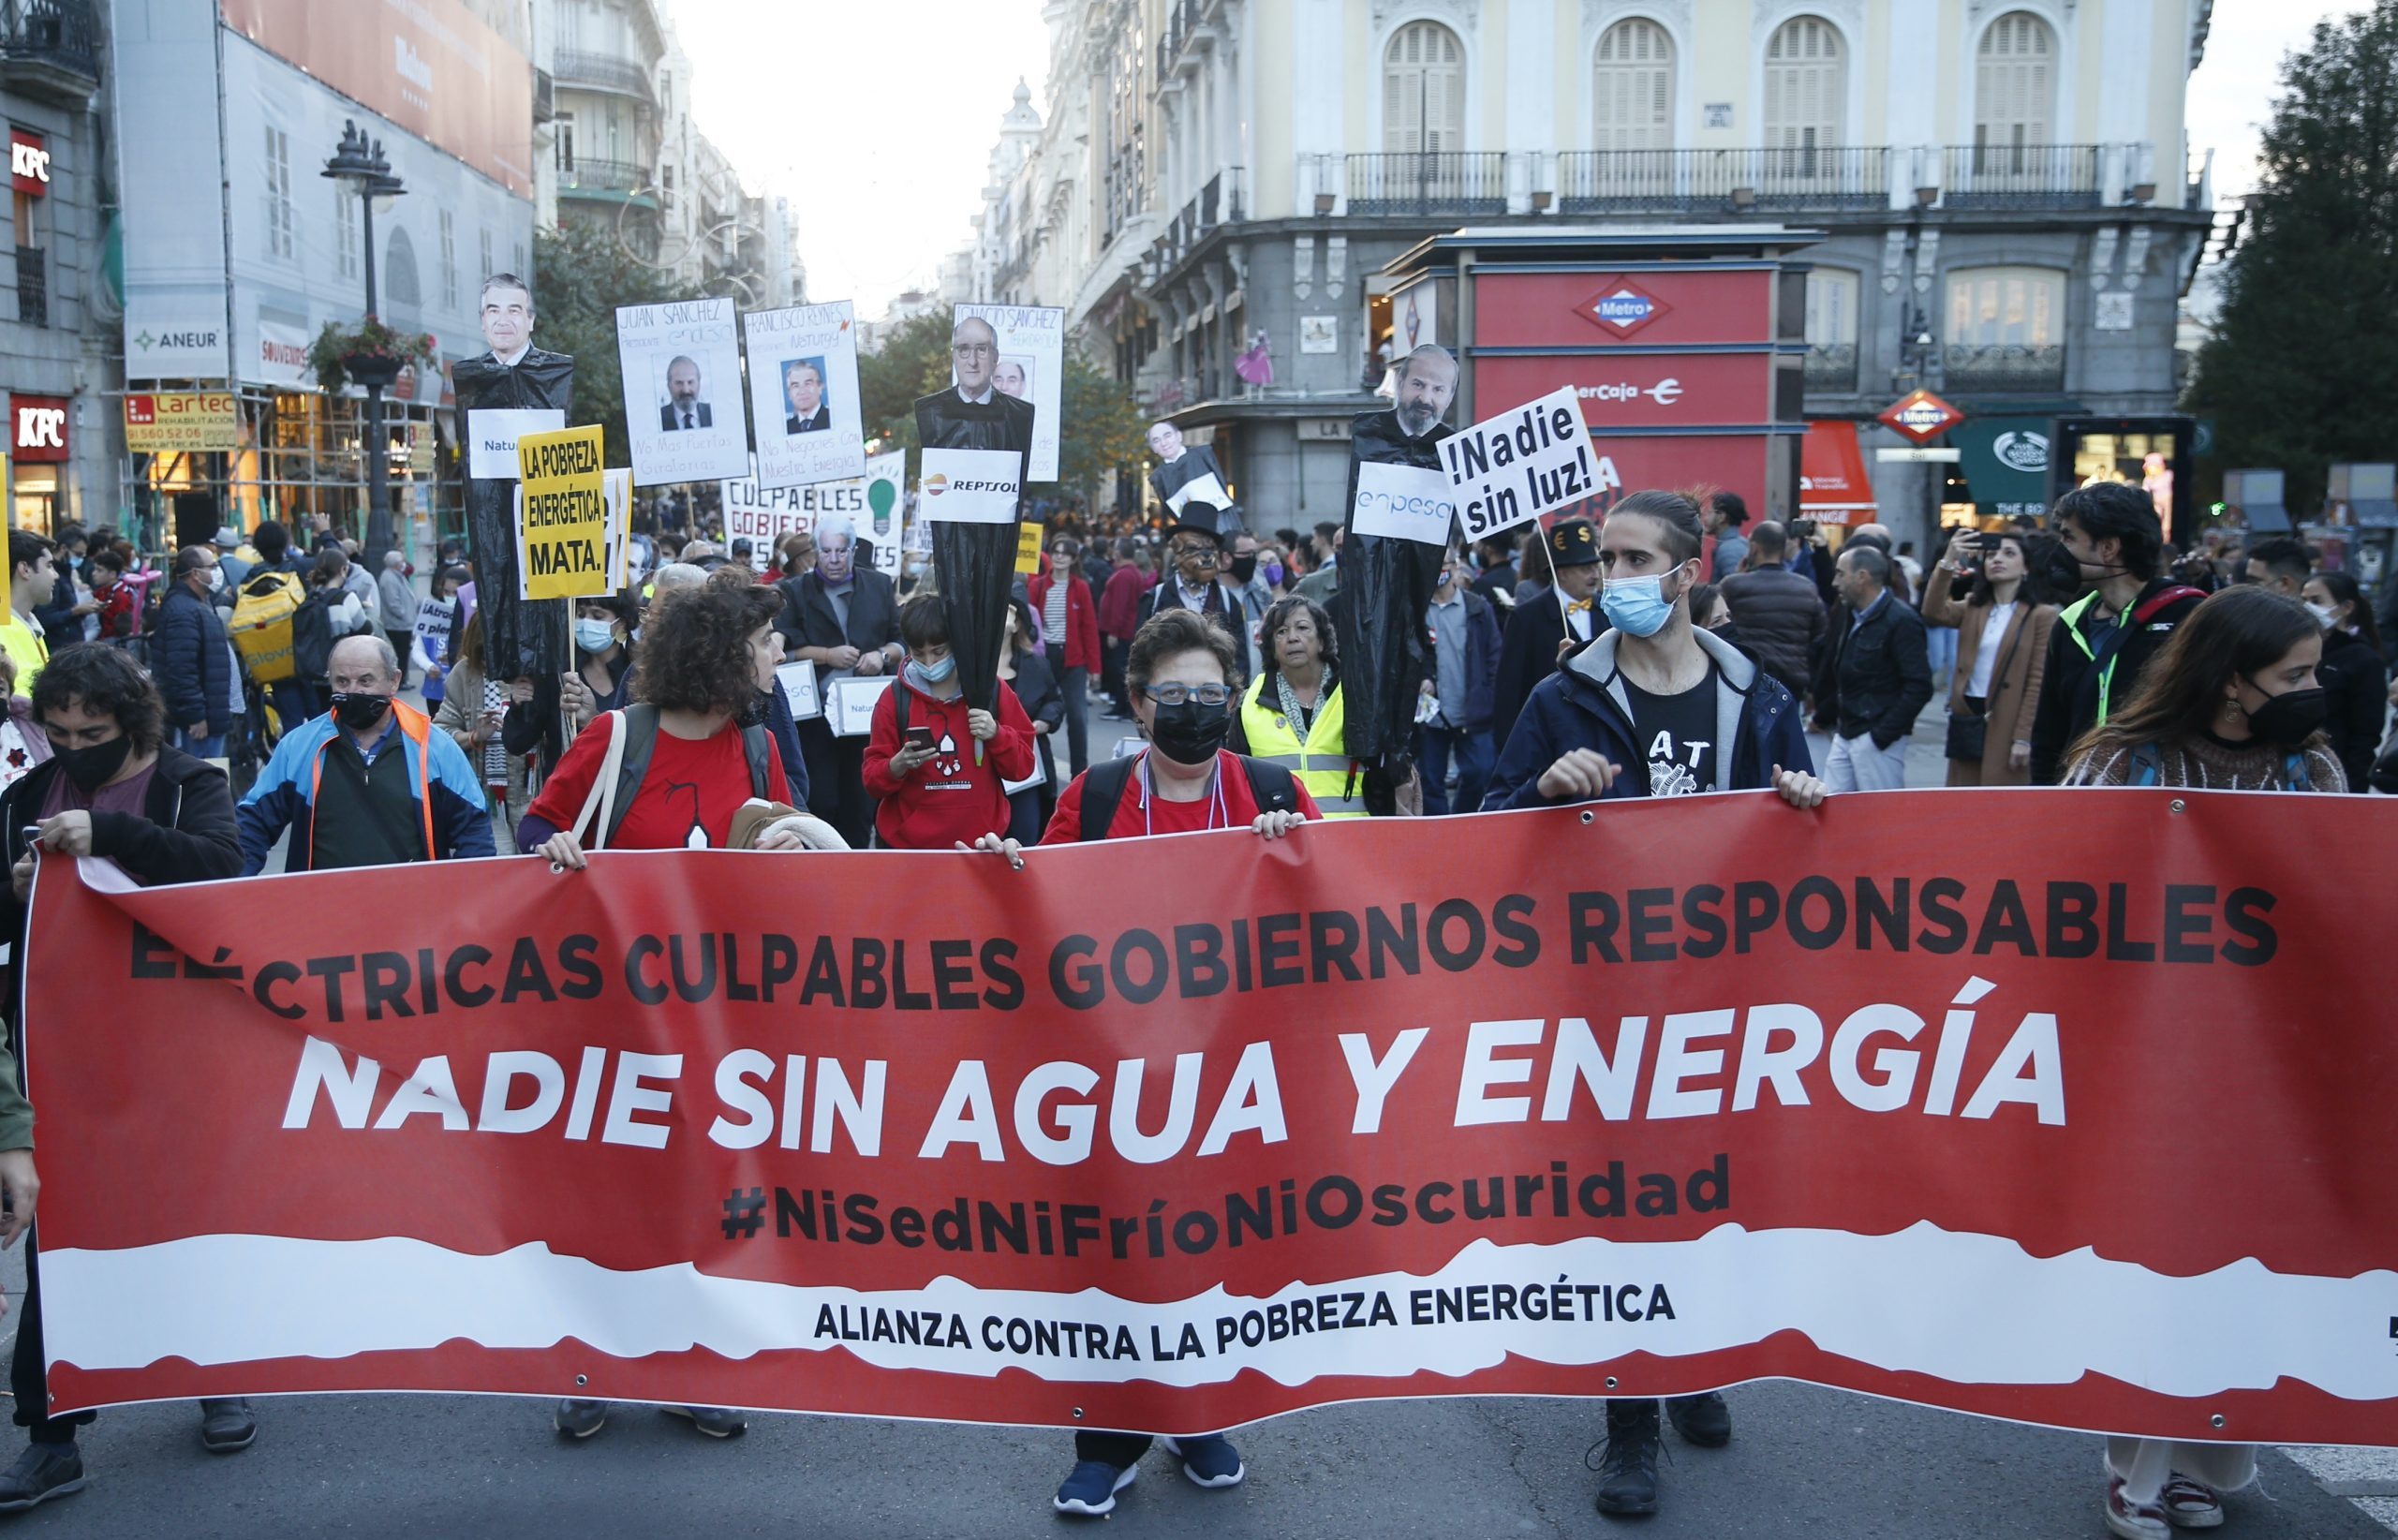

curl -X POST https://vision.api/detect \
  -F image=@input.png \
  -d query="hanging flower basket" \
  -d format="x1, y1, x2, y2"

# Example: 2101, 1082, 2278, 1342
308, 317, 438, 393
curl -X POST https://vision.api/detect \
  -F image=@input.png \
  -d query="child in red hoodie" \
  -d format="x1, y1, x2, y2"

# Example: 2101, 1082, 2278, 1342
864, 592, 1035, 849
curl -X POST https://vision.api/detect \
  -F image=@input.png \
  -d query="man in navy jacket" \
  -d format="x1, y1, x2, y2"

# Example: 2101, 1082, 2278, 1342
152, 546, 239, 758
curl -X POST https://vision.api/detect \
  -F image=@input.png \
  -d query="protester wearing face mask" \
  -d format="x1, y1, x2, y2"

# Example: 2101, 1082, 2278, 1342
1027, 540, 1100, 777
2299, 570, 2387, 791
960, 605, 1315, 1518
236, 635, 496, 874
503, 595, 639, 779
1492, 518, 1606, 751
153, 545, 241, 760
1222, 531, 1272, 669
775, 514, 902, 848
2058, 586, 2340, 1540
0, 645, 243, 1506
863, 594, 1034, 851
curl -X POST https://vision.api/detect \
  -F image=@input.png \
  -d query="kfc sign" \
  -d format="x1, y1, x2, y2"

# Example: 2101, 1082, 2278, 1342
12, 394, 68, 463
8, 130, 49, 197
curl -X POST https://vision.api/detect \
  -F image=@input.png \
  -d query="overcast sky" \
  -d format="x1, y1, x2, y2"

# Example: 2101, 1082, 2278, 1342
668, 2, 2362, 318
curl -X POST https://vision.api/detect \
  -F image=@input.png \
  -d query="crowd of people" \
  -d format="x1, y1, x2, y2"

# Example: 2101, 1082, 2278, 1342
0, 378, 2382, 1526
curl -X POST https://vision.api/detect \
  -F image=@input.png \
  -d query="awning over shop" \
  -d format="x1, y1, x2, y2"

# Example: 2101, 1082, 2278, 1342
1799, 421, 1875, 526
1947, 415, 2053, 520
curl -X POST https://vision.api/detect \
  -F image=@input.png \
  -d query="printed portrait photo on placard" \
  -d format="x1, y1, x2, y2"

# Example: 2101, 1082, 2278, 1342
783, 356, 833, 437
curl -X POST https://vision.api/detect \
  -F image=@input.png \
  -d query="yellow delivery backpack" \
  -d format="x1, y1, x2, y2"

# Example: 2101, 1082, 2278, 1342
229, 569, 306, 683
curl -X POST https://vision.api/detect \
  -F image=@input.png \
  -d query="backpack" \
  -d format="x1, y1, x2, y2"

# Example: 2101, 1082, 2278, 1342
228, 570, 305, 683
290, 590, 337, 682
569, 704, 777, 849
1074, 751, 1298, 841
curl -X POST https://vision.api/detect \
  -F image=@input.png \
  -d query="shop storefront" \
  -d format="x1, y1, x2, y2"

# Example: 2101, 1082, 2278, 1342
9, 392, 69, 533
1947, 415, 2056, 529
1797, 420, 1876, 529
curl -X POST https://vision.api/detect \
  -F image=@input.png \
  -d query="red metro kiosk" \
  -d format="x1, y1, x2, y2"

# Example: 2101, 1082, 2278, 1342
1381, 225, 1822, 523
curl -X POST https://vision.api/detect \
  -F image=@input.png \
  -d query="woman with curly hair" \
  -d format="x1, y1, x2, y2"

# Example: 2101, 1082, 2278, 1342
517, 582, 813, 867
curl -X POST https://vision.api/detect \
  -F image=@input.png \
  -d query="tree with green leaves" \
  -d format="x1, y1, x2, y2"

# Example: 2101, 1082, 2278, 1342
529, 220, 677, 468
855, 305, 1151, 507
2186, 2, 2398, 514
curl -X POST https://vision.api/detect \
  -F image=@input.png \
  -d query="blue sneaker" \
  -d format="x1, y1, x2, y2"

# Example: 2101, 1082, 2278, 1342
1053, 1459, 1136, 1516
1162, 1434, 1246, 1488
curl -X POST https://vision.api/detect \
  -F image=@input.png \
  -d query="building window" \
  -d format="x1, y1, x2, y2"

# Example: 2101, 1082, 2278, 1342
555, 113, 576, 172
439, 209, 458, 307
1976, 11, 2056, 163
384, 225, 422, 308
1592, 19, 1673, 151
264, 126, 294, 261
480, 228, 495, 286
512, 241, 525, 276
334, 185, 359, 280
1762, 16, 1843, 169
1804, 268, 1859, 390
1945, 266, 2066, 391
1383, 21, 1464, 154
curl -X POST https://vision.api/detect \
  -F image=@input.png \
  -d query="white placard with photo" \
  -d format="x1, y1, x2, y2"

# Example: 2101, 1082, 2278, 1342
616, 296, 748, 487
466, 408, 564, 480
828, 674, 893, 737
953, 303, 1063, 481
745, 300, 866, 489
1351, 461, 1458, 545
917, 447, 1022, 525
775, 660, 822, 722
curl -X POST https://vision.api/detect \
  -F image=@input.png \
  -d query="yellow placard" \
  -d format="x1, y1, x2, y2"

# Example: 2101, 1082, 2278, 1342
1013, 522, 1043, 575
515, 425, 612, 600
123, 392, 240, 453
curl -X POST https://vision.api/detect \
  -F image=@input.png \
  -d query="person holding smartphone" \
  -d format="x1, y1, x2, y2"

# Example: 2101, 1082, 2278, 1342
863, 594, 1034, 851
1921, 529, 2058, 786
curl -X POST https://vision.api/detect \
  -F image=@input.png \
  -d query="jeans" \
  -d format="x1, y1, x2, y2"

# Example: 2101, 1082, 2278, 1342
1824, 732, 1910, 792
172, 726, 227, 759
1414, 721, 1494, 814
1925, 624, 1959, 685
1100, 637, 1130, 711
1058, 665, 1090, 776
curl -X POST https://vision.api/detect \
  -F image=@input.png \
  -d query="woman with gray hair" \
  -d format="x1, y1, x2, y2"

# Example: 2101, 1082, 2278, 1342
773, 513, 902, 847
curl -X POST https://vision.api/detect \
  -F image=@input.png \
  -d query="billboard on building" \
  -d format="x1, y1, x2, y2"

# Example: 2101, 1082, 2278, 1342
220, 0, 534, 198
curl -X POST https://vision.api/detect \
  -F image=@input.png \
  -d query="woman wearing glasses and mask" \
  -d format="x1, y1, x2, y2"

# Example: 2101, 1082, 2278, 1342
961, 607, 1317, 1517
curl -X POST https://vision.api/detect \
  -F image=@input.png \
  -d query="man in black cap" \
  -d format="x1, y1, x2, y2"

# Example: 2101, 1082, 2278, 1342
1492, 517, 1605, 752
1139, 503, 1251, 674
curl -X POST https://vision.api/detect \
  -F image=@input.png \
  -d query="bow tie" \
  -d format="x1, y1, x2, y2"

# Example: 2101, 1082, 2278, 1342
1565, 598, 1593, 615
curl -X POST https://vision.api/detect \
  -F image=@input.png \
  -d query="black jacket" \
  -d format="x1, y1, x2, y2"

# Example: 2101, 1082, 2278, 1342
153, 584, 236, 731
1813, 591, 1933, 748
2317, 627, 2390, 792
776, 567, 902, 678
2029, 579, 2206, 785
1718, 566, 1828, 700
1, 748, 243, 916
659, 401, 715, 430
1419, 587, 1502, 733
1493, 588, 1606, 754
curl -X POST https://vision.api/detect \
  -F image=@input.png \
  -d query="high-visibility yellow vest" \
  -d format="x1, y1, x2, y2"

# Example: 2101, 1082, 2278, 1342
1238, 674, 1366, 818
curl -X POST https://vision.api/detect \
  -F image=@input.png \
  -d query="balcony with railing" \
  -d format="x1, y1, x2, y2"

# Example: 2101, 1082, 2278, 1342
1154, 0, 1222, 81
1150, 166, 1247, 274
1944, 343, 2065, 393
1556, 147, 1888, 215
557, 157, 657, 205
1347, 152, 1507, 217
1804, 343, 1858, 392
554, 49, 656, 106
1939, 143, 2102, 210
0, 0, 97, 101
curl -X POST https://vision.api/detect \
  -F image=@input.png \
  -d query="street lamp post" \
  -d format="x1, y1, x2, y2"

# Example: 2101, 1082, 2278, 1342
322, 122, 407, 570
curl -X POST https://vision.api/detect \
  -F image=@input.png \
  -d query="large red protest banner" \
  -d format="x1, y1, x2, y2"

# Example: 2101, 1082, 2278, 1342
22, 792, 2398, 1444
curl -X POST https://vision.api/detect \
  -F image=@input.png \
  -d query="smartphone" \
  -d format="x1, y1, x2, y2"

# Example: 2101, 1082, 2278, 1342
904, 726, 936, 751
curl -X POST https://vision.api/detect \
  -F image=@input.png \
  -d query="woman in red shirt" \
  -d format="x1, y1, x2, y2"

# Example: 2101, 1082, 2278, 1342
967, 605, 1315, 1517
521, 582, 807, 866
863, 593, 1034, 850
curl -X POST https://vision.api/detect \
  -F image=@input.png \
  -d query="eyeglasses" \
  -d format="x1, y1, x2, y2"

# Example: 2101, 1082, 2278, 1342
1141, 683, 1231, 707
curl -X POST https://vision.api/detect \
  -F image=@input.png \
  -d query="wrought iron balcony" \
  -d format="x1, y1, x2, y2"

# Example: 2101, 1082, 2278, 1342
1944, 343, 2065, 394
0, 0, 98, 100
557, 157, 648, 196
1940, 143, 2103, 210
554, 49, 655, 106
1803, 342, 1858, 392
1346, 153, 1507, 217
1556, 146, 1888, 215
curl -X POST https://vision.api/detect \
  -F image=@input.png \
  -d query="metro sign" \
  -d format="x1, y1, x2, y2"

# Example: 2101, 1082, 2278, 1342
1877, 388, 1966, 445
1575, 276, 1672, 339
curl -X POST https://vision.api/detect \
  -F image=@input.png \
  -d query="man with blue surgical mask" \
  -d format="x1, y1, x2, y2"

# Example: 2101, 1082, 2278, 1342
1485, 490, 1826, 820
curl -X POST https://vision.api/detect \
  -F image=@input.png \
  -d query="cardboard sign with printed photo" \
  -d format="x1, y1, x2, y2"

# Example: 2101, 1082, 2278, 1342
953, 304, 1063, 481
744, 300, 866, 489
616, 297, 748, 487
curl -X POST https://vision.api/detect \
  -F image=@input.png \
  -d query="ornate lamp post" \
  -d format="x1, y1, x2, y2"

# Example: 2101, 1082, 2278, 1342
322, 121, 408, 567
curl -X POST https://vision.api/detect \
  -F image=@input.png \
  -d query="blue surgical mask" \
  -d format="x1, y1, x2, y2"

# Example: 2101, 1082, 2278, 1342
1600, 575, 1677, 638
909, 654, 956, 688
573, 618, 617, 654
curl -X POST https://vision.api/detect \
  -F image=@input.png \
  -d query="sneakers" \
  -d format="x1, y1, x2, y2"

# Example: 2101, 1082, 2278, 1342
0, 1444, 83, 1512
1162, 1434, 1246, 1488
1591, 1400, 1663, 1516
2106, 1475, 2171, 1540
1053, 1459, 1137, 1516
1664, 1391, 1731, 1448
660, 1405, 747, 1438
2160, 1474, 2224, 1530
554, 1398, 608, 1439
198, 1398, 258, 1453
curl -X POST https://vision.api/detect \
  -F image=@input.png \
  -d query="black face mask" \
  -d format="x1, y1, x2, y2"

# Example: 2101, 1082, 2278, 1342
56, 734, 131, 793
332, 692, 392, 733
1148, 699, 1231, 766
2243, 681, 2329, 748
1227, 554, 1258, 585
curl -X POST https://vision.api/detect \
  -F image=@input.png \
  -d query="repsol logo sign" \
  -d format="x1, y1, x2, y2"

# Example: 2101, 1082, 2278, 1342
927, 477, 1017, 496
